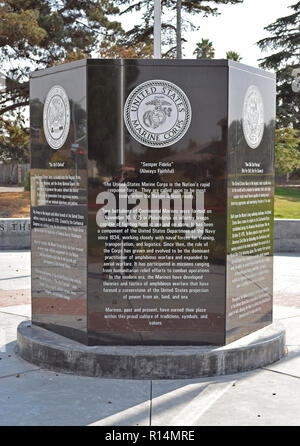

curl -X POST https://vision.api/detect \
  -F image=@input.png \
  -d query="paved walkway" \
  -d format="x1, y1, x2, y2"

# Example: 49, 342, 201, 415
0, 251, 30, 306
0, 186, 24, 192
0, 251, 299, 426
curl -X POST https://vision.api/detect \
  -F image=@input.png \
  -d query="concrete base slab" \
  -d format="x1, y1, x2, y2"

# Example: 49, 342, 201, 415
150, 377, 237, 426
193, 369, 300, 426
0, 304, 31, 318
0, 371, 150, 426
149, 368, 300, 426
17, 321, 286, 380
0, 341, 40, 379
262, 345, 300, 378
273, 305, 300, 319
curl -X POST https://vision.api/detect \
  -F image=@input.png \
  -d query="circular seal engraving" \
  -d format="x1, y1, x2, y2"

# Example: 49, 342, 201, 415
43, 85, 70, 150
242, 85, 264, 149
124, 80, 192, 148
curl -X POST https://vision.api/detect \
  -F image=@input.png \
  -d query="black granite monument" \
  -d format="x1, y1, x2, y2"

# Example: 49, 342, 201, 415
30, 59, 275, 345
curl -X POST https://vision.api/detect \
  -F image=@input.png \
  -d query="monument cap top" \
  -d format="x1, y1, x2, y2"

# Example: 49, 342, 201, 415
30, 58, 276, 80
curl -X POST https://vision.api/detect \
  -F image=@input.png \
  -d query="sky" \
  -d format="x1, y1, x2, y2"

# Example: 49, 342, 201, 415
118, 0, 294, 69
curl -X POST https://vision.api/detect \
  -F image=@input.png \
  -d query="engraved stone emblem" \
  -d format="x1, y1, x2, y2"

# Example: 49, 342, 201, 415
43, 85, 70, 150
242, 85, 264, 149
124, 80, 192, 148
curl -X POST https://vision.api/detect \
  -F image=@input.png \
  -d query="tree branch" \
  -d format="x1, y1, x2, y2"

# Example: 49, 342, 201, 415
0, 100, 30, 116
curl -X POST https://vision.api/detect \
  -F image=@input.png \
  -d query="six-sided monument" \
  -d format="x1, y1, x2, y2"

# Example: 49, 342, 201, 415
17, 59, 285, 378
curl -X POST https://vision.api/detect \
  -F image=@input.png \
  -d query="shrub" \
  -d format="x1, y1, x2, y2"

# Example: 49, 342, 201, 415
23, 170, 30, 191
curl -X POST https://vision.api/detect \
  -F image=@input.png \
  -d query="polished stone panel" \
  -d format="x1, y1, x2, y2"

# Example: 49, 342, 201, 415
30, 62, 88, 343
30, 59, 275, 346
226, 63, 275, 342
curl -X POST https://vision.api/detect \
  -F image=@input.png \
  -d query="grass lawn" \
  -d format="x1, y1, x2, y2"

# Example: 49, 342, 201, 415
275, 187, 300, 219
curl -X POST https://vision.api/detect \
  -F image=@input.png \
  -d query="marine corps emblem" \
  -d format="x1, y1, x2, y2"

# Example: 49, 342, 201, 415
43, 85, 70, 150
242, 85, 264, 149
143, 96, 173, 130
124, 80, 192, 148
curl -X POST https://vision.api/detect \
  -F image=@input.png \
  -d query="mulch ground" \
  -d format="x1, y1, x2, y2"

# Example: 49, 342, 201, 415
0, 192, 30, 218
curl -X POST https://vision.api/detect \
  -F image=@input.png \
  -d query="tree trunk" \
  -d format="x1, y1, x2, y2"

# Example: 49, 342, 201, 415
176, 0, 182, 59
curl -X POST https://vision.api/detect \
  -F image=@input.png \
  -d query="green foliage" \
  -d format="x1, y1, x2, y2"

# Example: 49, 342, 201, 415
0, 0, 123, 162
257, 2, 300, 129
275, 127, 300, 178
226, 50, 242, 62
0, 0, 123, 117
23, 170, 30, 191
193, 44, 242, 61
0, 114, 29, 162
193, 38, 215, 59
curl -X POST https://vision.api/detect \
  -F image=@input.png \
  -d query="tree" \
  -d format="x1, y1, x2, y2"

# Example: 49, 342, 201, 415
115, 0, 243, 58
0, 115, 29, 163
226, 50, 242, 62
0, 1, 123, 162
193, 39, 215, 59
0, 1, 122, 118
176, 0, 182, 58
257, 1, 300, 129
275, 127, 300, 181
99, 40, 153, 59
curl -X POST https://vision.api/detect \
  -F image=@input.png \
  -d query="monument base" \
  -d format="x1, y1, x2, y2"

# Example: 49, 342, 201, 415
17, 321, 286, 380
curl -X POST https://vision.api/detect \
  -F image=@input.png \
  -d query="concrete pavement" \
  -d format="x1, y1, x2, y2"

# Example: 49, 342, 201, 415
0, 186, 24, 192
0, 250, 31, 306
0, 251, 299, 426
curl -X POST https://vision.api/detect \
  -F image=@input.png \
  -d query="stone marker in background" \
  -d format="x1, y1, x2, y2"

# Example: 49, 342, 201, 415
0, 218, 30, 250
